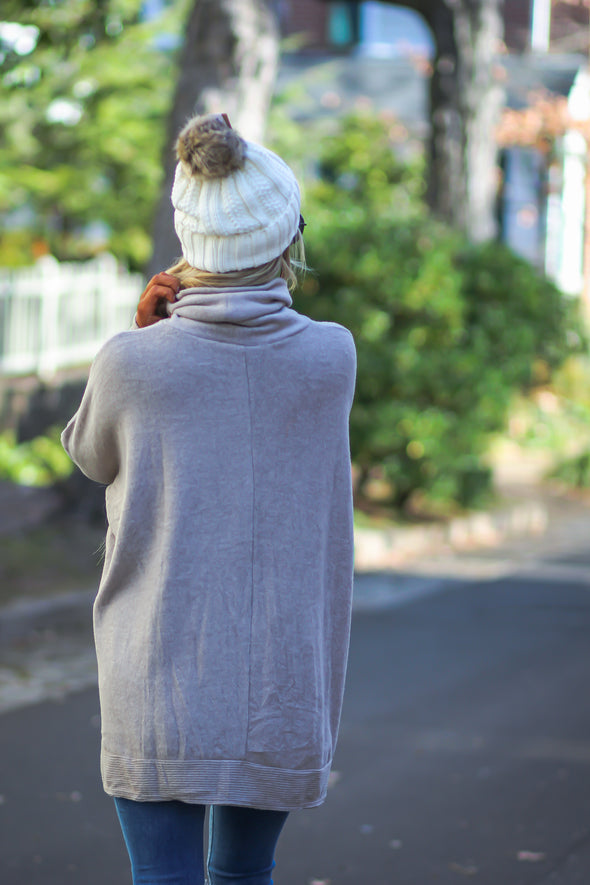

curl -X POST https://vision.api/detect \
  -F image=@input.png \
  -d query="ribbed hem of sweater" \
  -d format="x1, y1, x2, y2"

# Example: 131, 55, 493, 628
101, 751, 331, 811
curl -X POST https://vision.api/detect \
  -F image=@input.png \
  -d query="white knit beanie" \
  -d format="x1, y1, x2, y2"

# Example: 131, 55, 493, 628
171, 114, 301, 273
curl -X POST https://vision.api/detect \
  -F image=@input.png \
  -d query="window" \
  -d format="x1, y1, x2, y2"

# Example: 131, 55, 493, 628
328, 2, 360, 47
358, 2, 434, 58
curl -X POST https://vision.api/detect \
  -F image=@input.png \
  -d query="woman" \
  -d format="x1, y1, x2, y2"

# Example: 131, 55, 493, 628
62, 113, 356, 885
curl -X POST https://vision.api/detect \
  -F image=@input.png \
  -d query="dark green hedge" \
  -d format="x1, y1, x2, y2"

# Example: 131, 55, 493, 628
291, 113, 582, 510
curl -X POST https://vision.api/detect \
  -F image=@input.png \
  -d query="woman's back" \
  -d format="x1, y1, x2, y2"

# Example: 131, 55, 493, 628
63, 277, 356, 811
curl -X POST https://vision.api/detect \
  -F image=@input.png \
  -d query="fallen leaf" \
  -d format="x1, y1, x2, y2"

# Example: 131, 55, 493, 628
327, 770, 342, 788
449, 861, 479, 876
517, 851, 546, 863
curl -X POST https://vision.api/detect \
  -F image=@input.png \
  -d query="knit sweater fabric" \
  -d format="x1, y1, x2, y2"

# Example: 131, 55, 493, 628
61, 278, 356, 811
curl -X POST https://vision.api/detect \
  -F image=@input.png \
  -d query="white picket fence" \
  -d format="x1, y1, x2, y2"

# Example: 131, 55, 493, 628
0, 254, 144, 378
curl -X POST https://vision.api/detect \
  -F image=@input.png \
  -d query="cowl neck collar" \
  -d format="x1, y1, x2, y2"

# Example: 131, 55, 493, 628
167, 278, 309, 345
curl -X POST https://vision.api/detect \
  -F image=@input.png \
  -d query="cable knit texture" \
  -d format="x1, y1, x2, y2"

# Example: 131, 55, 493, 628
62, 280, 356, 811
172, 141, 301, 272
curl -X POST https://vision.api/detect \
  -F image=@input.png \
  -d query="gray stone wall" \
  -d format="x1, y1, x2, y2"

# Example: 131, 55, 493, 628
0, 371, 88, 442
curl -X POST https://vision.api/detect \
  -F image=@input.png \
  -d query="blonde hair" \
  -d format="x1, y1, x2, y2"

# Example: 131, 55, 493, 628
167, 232, 307, 293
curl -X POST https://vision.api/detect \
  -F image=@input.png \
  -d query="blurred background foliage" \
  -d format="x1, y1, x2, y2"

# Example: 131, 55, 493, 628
0, 428, 73, 486
0, 0, 186, 269
270, 111, 585, 513
0, 3, 588, 514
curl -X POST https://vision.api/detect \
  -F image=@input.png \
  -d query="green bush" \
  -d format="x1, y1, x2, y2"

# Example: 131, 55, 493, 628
288, 112, 582, 511
0, 428, 73, 487
550, 450, 590, 488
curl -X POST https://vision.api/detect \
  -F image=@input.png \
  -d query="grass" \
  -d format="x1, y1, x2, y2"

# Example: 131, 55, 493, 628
0, 517, 105, 609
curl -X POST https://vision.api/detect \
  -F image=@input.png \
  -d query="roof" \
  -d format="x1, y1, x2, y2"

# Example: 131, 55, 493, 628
277, 50, 587, 130
502, 53, 586, 109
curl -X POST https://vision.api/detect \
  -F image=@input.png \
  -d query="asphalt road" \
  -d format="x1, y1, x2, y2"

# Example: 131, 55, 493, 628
1, 561, 590, 885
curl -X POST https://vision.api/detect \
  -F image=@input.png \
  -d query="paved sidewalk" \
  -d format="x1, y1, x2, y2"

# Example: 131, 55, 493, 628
0, 482, 574, 638
1, 479, 589, 716
2, 555, 590, 884
2, 479, 590, 636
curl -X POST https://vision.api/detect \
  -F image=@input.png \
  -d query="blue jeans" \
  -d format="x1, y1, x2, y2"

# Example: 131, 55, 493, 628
114, 798, 289, 885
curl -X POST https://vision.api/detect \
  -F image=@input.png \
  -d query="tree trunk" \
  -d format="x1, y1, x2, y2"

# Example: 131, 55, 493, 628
408, 0, 505, 241
146, 0, 280, 277
438, 0, 503, 241
320, 0, 505, 242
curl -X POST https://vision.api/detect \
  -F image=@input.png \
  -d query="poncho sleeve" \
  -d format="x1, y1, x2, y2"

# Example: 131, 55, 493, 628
61, 336, 127, 485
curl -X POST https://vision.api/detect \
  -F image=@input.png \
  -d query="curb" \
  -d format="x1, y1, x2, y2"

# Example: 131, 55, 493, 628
354, 498, 548, 571
0, 498, 550, 642
0, 589, 94, 644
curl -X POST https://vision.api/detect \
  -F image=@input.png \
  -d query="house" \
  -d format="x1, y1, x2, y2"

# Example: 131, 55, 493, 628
281, 1, 589, 56
276, 1, 590, 296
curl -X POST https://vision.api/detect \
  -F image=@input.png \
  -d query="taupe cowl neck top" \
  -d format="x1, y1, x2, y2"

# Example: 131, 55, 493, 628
62, 278, 356, 811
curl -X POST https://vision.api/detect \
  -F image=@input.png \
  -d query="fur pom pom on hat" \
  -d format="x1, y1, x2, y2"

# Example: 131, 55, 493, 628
176, 114, 246, 178
171, 113, 301, 273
